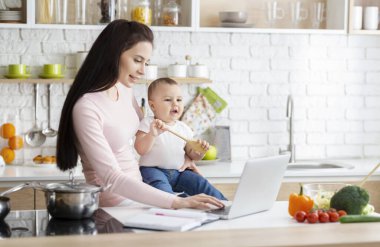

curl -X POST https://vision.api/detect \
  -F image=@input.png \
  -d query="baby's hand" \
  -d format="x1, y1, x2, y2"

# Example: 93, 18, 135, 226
196, 139, 210, 151
149, 119, 166, 136
178, 160, 202, 176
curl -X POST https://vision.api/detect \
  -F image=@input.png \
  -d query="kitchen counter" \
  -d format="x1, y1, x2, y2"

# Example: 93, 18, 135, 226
3, 202, 380, 247
0, 158, 380, 186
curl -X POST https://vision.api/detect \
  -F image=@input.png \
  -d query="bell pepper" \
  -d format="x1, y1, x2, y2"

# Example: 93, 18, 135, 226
288, 183, 314, 217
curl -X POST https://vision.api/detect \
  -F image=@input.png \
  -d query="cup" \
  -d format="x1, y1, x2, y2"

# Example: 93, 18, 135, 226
352, 6, 363, 30
145, 64, 158, 80
364, 6, 379, 30
43, 64, 64, 75
312, 2, 326, 29
8, 64, 30, 75
266, 1, 285, 27
290, 1, 308, 27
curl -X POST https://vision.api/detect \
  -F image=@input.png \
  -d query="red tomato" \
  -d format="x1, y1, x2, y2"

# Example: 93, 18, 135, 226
294, 211, 307, 222
329, 212, 340, 222
307, 212, 318, 224
338, 210, 347, 217
317, 209, 325, 216
319, 212, 329, 223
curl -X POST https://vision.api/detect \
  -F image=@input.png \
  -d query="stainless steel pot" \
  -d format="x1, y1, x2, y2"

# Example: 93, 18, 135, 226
35, 182, 110, 220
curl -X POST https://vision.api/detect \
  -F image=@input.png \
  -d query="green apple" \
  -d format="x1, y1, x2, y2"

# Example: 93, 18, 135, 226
202, 145, 218, 160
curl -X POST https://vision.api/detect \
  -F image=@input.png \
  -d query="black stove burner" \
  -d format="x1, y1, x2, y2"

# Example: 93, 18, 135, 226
0, 209, 132, 239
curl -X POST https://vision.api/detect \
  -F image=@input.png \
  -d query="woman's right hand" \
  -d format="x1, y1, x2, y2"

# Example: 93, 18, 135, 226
171, 194, 225, 210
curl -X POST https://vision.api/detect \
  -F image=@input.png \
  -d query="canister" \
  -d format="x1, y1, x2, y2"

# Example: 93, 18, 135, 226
167, 63, 187, 77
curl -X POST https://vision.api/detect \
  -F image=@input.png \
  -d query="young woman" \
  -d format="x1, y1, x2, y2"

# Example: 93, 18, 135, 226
56, 20, 223, 210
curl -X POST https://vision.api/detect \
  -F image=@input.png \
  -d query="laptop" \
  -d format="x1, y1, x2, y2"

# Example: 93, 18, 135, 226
208, 154, 290, 220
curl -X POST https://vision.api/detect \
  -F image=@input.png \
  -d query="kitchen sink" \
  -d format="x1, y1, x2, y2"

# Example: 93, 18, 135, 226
287, 161, 354, 170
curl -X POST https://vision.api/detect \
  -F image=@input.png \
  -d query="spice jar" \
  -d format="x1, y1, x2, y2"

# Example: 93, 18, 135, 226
131, 0, 152, 25
162, 0, 181, 26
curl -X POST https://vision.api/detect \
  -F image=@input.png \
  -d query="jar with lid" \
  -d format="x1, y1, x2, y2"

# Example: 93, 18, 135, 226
162, 0, 181, 26
131, 0, 152, 25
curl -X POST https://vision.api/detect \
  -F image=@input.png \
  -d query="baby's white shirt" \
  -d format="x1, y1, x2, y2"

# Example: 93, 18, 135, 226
138, 117, 193, 169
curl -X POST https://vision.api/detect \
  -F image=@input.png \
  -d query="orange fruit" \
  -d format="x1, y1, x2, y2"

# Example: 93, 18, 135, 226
0, 123, 16, 139
0, 147, 15, 164
8, 135, 24, 150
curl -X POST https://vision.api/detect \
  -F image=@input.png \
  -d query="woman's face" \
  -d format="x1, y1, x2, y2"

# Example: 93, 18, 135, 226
118, 41, 152, 88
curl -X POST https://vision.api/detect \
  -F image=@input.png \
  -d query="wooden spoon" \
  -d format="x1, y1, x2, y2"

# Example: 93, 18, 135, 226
358, 162, 380, 187
165, 128, 206, 153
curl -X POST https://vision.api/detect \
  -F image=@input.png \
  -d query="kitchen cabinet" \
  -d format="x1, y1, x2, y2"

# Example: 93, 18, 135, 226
349, 0, 380, 34
0, 187, 46, 210
0, 0, 351, 34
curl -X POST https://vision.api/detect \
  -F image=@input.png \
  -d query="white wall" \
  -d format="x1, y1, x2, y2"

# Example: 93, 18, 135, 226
0, 28, 380, 161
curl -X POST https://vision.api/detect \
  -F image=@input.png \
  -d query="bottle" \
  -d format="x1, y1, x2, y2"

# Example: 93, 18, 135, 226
131, 0, 152, 25
162, 0, 181, 26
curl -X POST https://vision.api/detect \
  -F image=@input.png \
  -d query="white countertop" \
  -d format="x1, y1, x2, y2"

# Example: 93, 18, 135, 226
0, 158, 379, 186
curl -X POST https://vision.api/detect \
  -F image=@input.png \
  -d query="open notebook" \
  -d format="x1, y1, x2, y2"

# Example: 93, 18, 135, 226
122, 208, 219, 232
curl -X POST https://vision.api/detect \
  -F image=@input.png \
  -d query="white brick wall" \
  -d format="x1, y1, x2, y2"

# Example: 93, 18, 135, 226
1, 28, 380, 162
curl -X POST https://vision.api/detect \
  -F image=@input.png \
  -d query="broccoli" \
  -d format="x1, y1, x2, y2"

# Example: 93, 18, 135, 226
330, 185, 369, 215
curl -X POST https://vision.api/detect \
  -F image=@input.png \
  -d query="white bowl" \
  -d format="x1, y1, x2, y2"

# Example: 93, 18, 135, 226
219, 11, 248, 23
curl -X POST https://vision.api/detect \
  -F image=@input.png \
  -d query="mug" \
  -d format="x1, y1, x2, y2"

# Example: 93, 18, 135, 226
8, 64, 30, 75
352, 6, 363, 30
145, 64, 158, 80
167, 63, 187, 77
364, 6, 379, 30
43, 64, 64, 75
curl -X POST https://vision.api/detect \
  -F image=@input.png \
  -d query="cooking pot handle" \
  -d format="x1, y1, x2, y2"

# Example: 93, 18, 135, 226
0, 183, 31, 196
28, 181, 47, 191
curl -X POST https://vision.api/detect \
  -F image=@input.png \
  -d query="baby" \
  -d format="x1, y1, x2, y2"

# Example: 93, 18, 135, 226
134, 78, 226, 200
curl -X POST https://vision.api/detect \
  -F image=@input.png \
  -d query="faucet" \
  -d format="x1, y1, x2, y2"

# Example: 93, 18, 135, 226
286, 95, 295, 163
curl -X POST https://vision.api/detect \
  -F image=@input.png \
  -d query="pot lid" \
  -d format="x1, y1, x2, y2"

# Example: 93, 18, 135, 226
44, 182, 102, 193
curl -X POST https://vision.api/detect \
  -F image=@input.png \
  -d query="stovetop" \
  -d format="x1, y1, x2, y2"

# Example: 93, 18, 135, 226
0, 209, 132, 238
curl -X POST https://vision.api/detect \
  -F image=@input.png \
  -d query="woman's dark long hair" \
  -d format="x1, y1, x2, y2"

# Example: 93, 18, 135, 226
56, 20, 154, 171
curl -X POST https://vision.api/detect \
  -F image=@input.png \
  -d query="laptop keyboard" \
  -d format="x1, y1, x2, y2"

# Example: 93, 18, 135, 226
207, 205, 231, 216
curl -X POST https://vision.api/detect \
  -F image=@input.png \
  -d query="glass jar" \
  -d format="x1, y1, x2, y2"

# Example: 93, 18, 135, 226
37, 0, 54, 24
99, 0, 116, 24
131, 0, 152, 25
0, 114, 24, 165
162, 0, 181, 26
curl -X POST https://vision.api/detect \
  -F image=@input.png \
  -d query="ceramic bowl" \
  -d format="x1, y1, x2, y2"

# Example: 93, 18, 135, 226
219, 11, 248, 23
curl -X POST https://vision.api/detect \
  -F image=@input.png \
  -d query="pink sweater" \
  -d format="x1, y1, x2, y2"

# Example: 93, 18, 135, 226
72, 83, 175, 208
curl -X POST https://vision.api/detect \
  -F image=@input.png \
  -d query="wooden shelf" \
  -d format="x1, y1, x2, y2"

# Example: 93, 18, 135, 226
0, 77, 212, 84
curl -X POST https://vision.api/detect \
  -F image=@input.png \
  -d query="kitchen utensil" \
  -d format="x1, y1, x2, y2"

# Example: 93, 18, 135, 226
33, 173, 111, 220
25, 84, 46, 147
42, 84, 58, 137
165, 128, 206, 153
219, 11, 247, 23
0, 197, 10, 221
0, 183, 30, 221
358, 162, 380, 187
0, 220, 11, 238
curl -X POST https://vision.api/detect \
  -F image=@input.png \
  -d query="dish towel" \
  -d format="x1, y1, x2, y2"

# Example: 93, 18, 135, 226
181, 87, 227, 137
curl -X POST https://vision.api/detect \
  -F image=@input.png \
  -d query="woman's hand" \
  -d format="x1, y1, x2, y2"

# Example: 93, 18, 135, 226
171, 194, 225, 210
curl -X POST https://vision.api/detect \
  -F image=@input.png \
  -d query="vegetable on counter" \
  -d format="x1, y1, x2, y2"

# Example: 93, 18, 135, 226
330, 185, 369, 215
339, 215, 380, 223
288, 184, 314, 217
